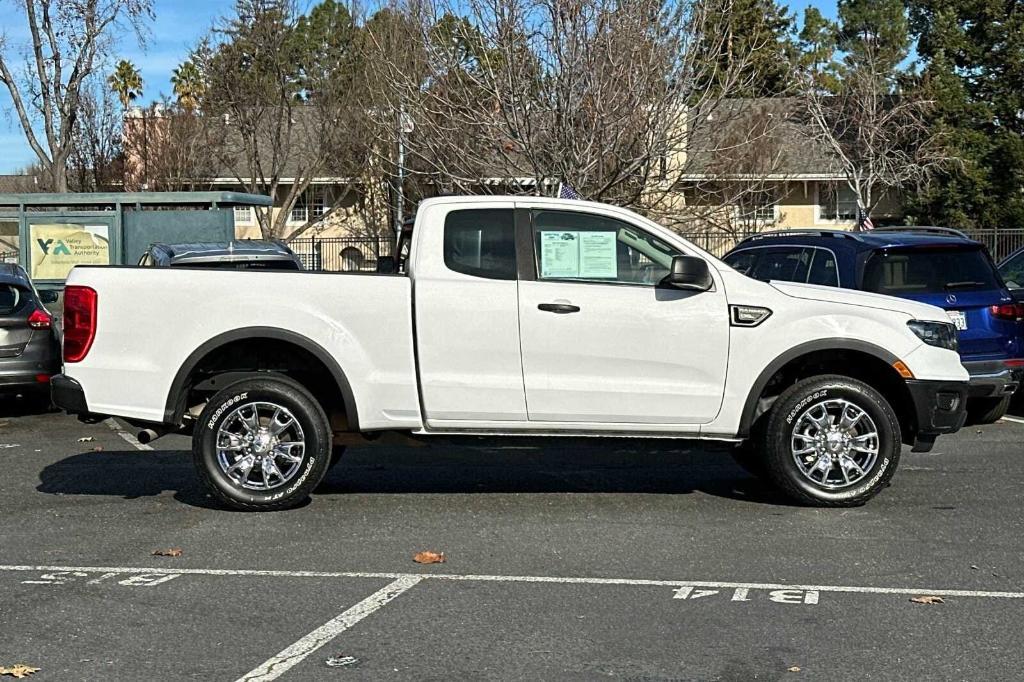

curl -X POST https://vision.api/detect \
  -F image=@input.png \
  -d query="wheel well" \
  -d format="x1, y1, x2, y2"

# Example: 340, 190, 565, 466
744, 349, 917, 444
169, 337, 354, 430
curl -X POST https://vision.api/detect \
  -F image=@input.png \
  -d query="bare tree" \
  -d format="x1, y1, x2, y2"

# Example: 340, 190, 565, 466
0, 0, 153, 192
195, 0, 371, 240
364, 0, 783, 228
68, 74, 123, 191
800, 43, 949, 224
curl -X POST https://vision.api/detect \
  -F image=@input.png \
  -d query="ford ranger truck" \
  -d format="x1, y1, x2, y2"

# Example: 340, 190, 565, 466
51, 196, 969, 510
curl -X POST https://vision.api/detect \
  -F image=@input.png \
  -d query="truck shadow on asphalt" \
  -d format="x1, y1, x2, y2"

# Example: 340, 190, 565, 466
35, 440, 794, 510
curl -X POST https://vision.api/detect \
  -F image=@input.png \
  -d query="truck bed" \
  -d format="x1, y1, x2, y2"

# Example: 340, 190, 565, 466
63, 266, 423, 429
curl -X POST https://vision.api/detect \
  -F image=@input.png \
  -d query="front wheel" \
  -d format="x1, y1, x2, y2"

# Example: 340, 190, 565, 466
193, 378, 332, 511
760, 375, 902, 507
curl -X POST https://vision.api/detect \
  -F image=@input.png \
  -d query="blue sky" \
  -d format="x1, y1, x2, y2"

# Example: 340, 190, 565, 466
0, 0, 838, 173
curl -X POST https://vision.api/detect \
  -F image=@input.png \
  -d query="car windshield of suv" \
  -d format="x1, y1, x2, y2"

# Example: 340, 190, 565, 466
862, 247, 1000, 295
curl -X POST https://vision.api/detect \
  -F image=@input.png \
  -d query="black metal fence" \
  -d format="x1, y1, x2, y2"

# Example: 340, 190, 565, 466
288, 237, 394, 272
679, 229, 1024, 262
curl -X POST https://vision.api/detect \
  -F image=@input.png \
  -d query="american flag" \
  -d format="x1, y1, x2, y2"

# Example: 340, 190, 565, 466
558, 182, 582, 200
857, 204, 875, 231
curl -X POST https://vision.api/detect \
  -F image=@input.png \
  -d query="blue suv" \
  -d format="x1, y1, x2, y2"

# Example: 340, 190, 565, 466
724, 227, 1023, 424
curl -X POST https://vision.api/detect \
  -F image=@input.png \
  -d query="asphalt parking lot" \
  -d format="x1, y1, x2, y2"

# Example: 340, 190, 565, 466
1, 401, 1023, 681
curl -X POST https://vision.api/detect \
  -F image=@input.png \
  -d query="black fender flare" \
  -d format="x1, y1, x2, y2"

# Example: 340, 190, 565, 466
163, 327, 359, 429
737, 338, 900, 436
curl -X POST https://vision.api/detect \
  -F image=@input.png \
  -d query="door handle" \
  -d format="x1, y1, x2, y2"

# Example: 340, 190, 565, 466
538, 303, 581, 314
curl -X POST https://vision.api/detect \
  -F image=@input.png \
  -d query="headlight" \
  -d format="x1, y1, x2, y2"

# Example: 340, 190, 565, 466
907, 320, 959, 352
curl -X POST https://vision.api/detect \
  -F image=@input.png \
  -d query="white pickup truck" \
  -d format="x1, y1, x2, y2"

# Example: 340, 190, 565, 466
52, 196, 970, 510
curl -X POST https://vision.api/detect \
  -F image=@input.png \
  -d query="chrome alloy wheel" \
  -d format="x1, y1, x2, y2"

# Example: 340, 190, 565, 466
790, 399, 880, 489
216, 402, 306, 491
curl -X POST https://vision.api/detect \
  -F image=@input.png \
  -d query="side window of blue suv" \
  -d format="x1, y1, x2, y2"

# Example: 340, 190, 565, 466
807, 249, 840, 286
726, 246, 840, 287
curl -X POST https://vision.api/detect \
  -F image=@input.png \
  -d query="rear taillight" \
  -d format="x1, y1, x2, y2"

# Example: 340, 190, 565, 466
989, 303, 1024, 321
27, 308, 51, 329
63, 286, 97, 363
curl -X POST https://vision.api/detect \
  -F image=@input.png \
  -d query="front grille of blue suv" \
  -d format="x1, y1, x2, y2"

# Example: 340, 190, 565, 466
724, 227, 1023, 425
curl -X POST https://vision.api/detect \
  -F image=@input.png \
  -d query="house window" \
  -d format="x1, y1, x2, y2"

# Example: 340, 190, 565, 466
820, 183, 858, 221
233, 206, 252, 224
290, 188, 326, 223
738, 190, 777, 222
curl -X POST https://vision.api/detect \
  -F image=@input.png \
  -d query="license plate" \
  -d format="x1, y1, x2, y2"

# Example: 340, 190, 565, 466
948, 310, 967, 330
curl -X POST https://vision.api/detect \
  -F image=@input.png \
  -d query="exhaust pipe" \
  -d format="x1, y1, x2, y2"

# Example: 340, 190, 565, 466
136, 428, 166, 444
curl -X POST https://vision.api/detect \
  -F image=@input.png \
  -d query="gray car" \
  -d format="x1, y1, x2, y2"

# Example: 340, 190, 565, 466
138, 241, 304, 270
0, 264, 60, 401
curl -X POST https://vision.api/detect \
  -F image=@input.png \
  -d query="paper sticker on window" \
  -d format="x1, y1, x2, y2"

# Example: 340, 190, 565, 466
579, 232, 617, 278
540, 230, 618, 279
540, 231, 580, 278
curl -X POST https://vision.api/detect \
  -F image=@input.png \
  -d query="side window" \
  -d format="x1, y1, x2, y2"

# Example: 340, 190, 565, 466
806, 248, 840, 286
1001, 251, 1024, 289
724, 250, 758, 275
750, 247, 811, 283
533, 210, 683, 286
443, 209, 516, 280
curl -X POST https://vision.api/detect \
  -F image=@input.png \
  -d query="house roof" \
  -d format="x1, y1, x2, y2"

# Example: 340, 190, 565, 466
681, 98, 843, 180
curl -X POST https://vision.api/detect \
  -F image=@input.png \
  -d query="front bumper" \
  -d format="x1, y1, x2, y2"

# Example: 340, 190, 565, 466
963, 360, 1021, 399
905, 379, 969, 452
51, 374, 90, 415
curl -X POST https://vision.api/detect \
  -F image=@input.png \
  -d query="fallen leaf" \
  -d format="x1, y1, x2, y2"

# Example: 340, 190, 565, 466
152, 548, 183, 557
909, 595, 944, 604
77, 436, 94, 443
413, 550, 445, 564
0, 665, 41, 678
788, 666, 801, 673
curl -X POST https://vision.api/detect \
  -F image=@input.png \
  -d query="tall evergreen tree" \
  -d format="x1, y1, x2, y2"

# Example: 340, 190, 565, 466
698, 0, 798, 97
905, 0, 1024, 230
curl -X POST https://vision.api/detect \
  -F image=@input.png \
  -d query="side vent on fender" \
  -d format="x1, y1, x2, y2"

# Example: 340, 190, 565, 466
730, 305, 772, 327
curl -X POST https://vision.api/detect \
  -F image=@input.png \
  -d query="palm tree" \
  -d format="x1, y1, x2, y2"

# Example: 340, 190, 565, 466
108, 60, 144, 110
171, 61, 205, 111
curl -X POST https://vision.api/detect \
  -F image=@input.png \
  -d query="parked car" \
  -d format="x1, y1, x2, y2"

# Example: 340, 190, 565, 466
138, 241, 303, 270
723, 227, 1023, 424
53, 196, 969, 510
0, 264, 60, 403
998, 246, 1024, 292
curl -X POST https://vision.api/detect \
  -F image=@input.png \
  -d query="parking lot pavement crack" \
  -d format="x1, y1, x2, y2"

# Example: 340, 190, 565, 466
233, 575, 423, 682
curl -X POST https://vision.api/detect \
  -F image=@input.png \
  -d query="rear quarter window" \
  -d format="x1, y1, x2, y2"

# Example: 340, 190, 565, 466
443, 209, 517, 280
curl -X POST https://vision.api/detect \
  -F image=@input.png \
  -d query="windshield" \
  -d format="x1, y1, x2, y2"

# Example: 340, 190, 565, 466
862, 247, 1001, 295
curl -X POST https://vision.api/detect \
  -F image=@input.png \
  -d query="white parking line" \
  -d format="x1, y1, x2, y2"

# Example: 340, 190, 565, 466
105, 419, 153, 451
1, 563, 1022, 600
1000, 415, 1024, 425
236, 575, 422, 682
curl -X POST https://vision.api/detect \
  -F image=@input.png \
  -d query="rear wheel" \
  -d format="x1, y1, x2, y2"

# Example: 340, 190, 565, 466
194, 378, 332, 511
759, 375, 901, 507
965, 395, 1011, 426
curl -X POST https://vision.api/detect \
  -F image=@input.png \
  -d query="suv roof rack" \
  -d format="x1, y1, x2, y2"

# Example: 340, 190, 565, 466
868, 225, 971, 240
737, 229, 866, 244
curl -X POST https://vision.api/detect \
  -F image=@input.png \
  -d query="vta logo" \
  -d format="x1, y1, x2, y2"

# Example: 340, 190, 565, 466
36, 239, 71, 256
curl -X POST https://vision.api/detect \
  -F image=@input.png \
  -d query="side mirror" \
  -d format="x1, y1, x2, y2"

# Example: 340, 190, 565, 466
662, 255, 713, 291
39, 290, 59, 304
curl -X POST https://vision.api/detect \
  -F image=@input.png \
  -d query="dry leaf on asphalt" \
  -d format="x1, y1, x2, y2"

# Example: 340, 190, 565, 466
413, 550, 446, 564
0, 665, 41, 678
77, 436, 94, 443
788, 666, 801, 672
152, 548, 183, 557
909, 595, 944, 604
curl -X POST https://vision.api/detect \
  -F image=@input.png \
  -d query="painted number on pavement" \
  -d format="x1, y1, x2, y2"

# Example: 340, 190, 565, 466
673, 586, 819, 605
21, 571, 180, 587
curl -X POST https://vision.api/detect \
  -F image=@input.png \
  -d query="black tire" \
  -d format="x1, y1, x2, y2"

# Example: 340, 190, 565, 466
193, 378, 332, 511
760, 375, 901, 507
965, 396, 1011, 426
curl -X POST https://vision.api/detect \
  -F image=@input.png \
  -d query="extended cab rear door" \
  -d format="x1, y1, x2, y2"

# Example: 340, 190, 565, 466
411, 202, 528, 422
516, 206, 730, 425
